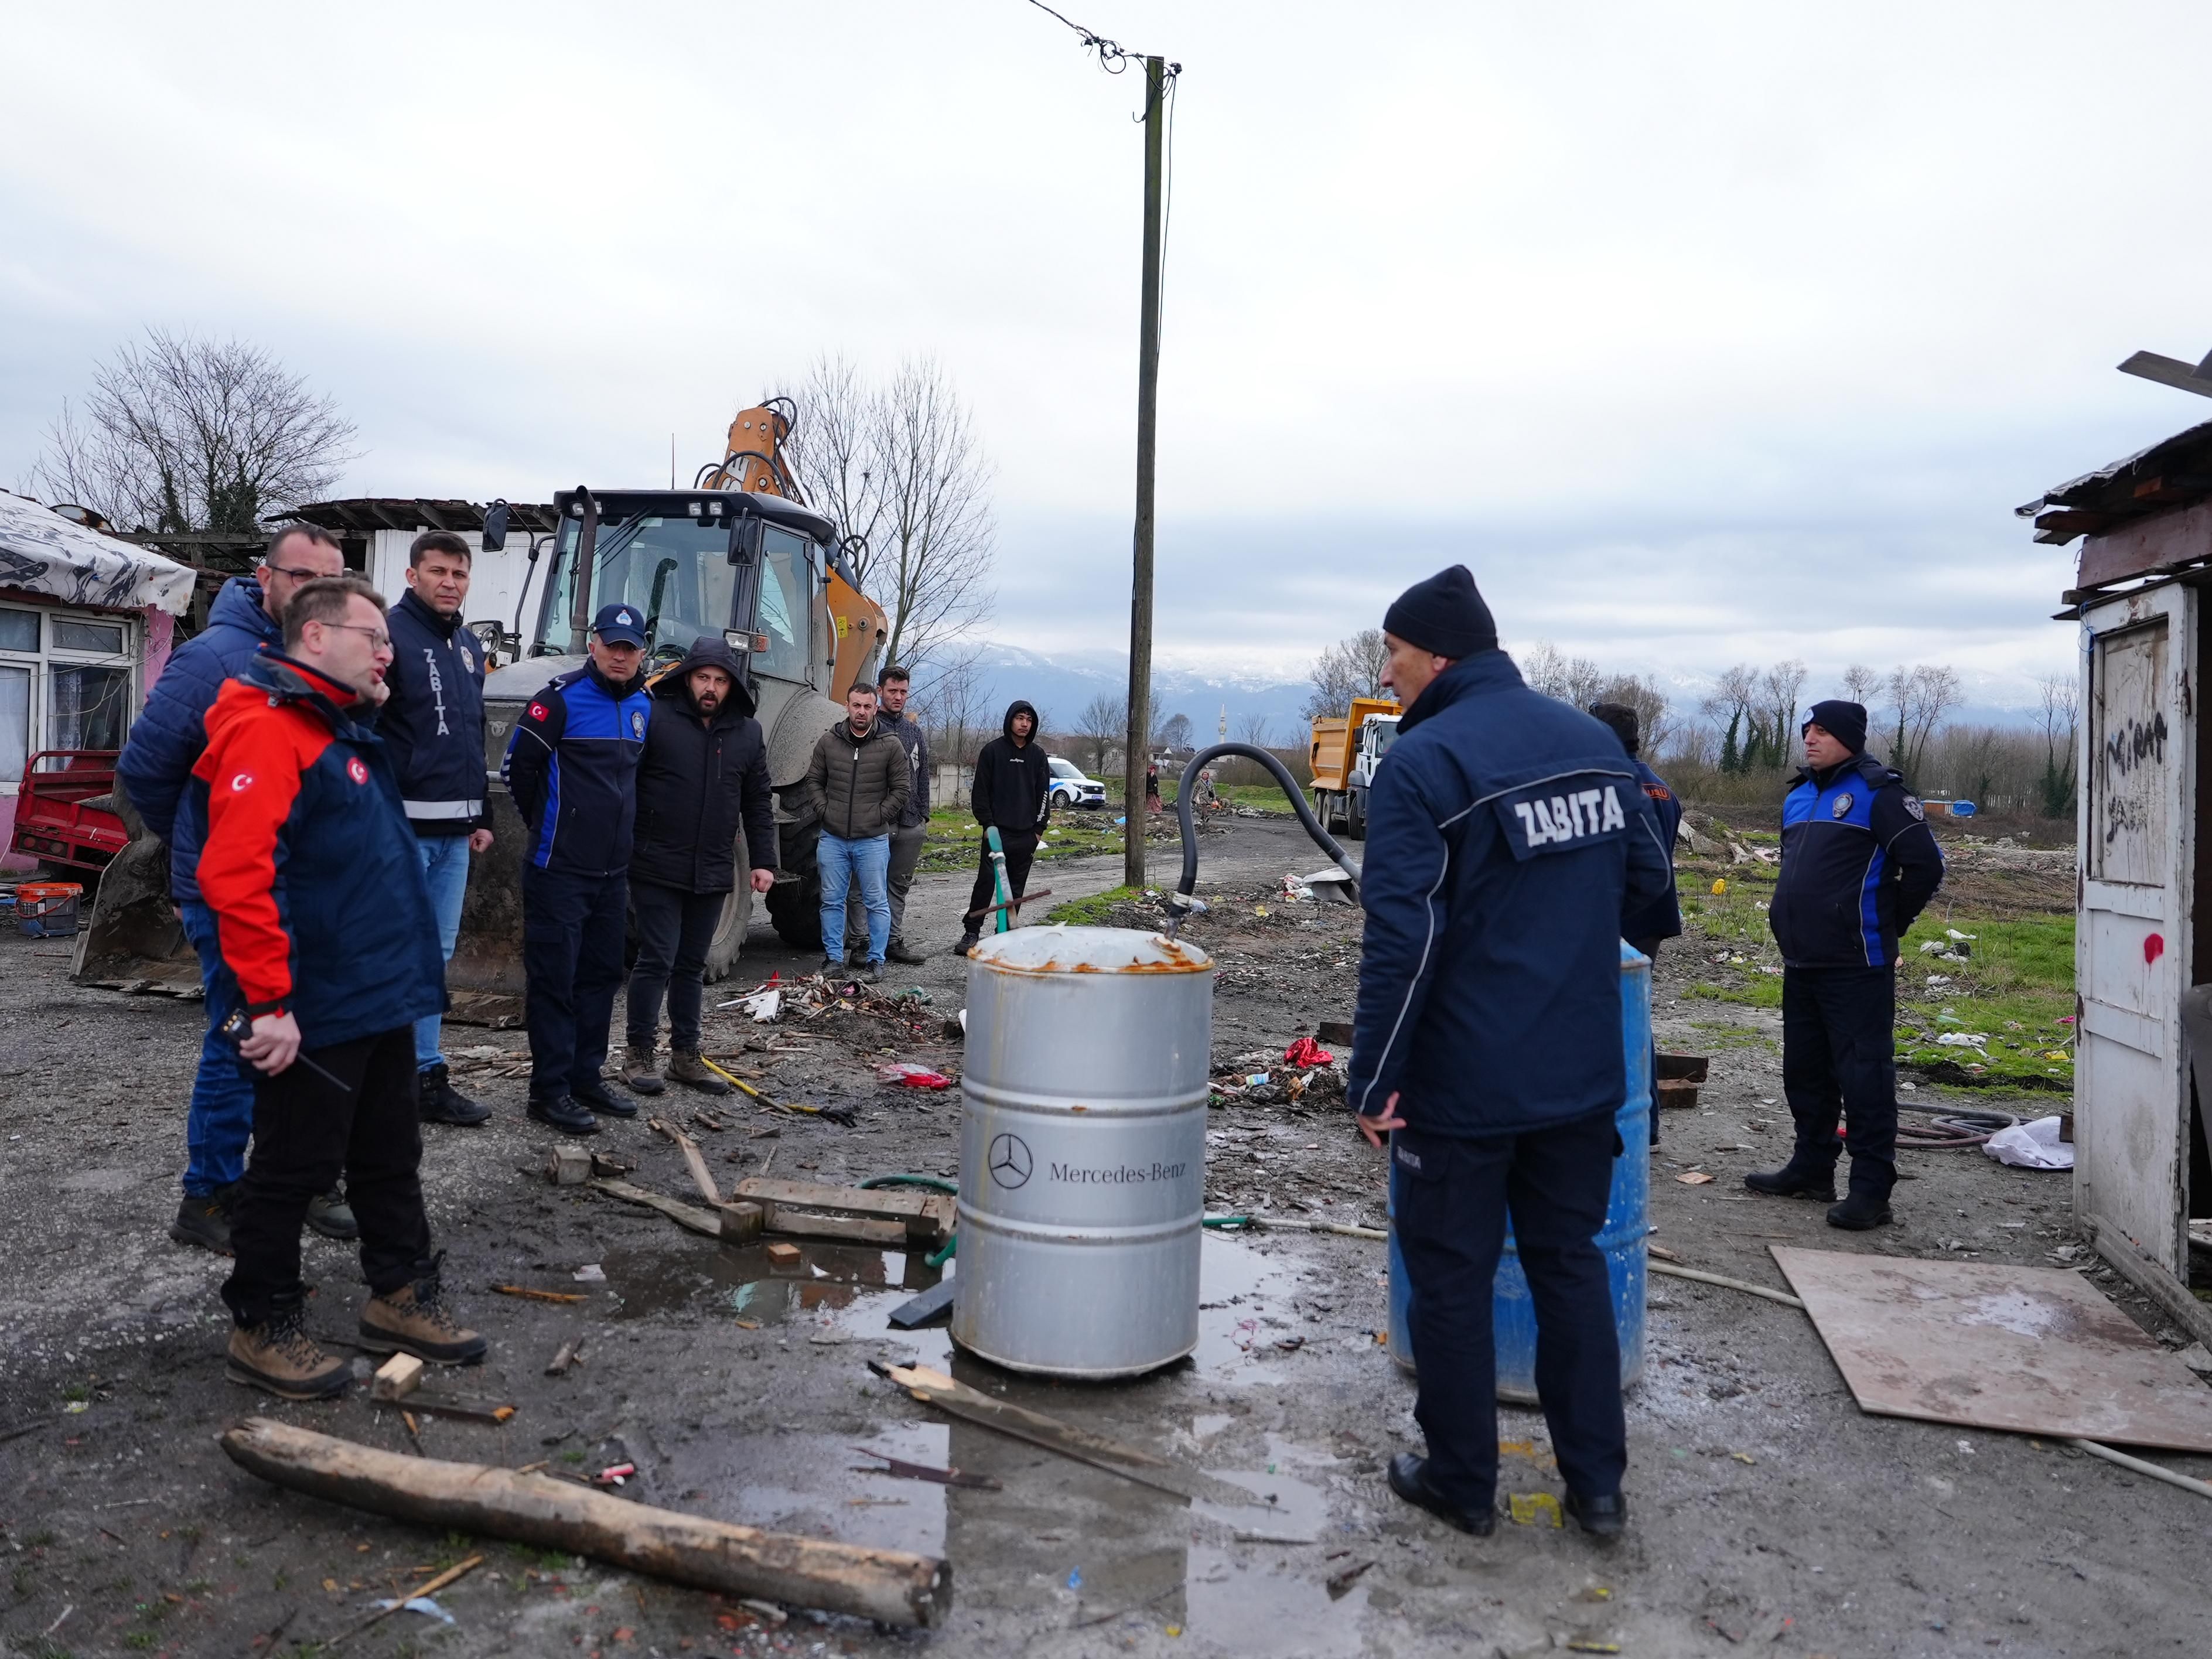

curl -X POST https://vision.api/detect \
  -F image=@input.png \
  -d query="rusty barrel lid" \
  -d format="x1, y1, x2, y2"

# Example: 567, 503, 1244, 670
970, 924, 1213, 977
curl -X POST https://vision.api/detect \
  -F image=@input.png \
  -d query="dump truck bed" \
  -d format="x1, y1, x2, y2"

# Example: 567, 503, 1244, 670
1309, 697, 1398, 791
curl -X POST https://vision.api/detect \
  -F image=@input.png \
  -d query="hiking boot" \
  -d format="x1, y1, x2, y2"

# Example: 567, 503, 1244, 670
1743, 1163, 1836, 1201
1564, 1490, 1628, 1542
1827, 1190, 1894, 1231
886, 937, 927, 965
528, 1094, 599, 1135
955, 933, 981, 957
820, 957, 846, 978
572, 1077, 638, 1119
859, 961, 885, 985
667, 1050, 732, 1096
306, 1187, 359, 1241
360, 1253, 487, 1366
170, 1184, 237, 1255
1385, 1454, 1495, 1536
619, 1045, 667, 1097
417, 1061, 491, 1126
227, 1307, 351, 1400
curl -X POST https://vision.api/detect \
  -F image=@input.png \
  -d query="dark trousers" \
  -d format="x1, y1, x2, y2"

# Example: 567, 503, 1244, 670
1393, 1111, 1626, 1510
221, 1027, 431, 1329
1781, 965, 1899, 1197
523, 863, 628, 1100
967, 830, 1038, 931
626, 878, 726, 1053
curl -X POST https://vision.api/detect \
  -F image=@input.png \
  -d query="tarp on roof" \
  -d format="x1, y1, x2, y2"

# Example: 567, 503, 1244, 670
0, 490, 194, 616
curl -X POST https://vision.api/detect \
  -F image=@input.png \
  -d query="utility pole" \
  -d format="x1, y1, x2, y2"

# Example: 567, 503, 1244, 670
1124, 53, 1166, 890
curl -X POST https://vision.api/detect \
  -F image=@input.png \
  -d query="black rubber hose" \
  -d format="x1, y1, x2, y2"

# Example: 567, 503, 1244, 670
1167, 743, 1360, 926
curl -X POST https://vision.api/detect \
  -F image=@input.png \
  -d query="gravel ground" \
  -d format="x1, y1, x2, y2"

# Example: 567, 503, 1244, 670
1, 813, 2206, 1659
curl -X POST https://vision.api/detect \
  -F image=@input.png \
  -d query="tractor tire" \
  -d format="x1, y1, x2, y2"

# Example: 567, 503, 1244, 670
765, 818, 823, 950
701, 827, 760, 983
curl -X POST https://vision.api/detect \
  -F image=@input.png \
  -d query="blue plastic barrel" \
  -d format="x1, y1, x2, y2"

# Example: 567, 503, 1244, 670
1387, 940, 1651, 1402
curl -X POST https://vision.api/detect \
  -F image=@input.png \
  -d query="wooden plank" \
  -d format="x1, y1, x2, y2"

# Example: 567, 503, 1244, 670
732, 1178, 954, 1243
649, 1118, 722, 1207
219, 1418, 949, 1629
1772, 1248, 2212, 1453
2077, 494, 2212, 589
762, 1206, 907, 1247
590, 1178, 723, 1239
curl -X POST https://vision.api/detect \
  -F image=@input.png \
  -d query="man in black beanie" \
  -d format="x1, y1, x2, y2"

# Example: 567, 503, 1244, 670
1347, 566, 1672, 1545
1750, 699, 1944, 1228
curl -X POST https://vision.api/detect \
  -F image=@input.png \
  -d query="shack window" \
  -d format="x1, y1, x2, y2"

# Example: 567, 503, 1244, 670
0, 605, 138, 793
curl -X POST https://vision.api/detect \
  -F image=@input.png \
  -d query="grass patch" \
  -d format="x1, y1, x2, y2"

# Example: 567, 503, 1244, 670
1043, 886, 1141, 926
916, 805, 1124, 874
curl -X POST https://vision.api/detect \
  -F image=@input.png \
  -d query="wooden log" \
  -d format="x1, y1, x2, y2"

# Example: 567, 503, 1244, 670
650, 1117, 723, 1208
590, 1178, 722, 1240
732, 1177, 954, 1244
719, 1200, 764, 1244
219, 1418, 951, 1629
371, 1354, 424, 1402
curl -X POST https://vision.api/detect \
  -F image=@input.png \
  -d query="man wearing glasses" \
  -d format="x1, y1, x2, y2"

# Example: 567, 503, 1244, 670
119, 524, 359, 1256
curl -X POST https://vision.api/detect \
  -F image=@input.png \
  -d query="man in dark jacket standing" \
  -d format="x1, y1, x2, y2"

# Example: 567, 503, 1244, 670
844, 663, 930, 965
503, 604, 654, 1134
801, 683, 909, 981
1747, 700, 1944, 1230
956, 699, 1050, 956
1350, 567, 1671, 1545
117, 524, 352, 1254
381, 531, 494, 1127
620, 639, 777, 1096
192, 576, 483, 1398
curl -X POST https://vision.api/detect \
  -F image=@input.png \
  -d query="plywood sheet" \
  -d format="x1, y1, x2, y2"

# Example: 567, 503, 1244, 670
1772, 1248, 2212, 1454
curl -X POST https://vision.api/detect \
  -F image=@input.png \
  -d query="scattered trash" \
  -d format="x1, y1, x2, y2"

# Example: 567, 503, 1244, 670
878, 1062, 954, 1088
1936, 1032, 1988, 1048
893, 987, 934, 1005
368, 1595, 456, 1627
1710, 879, 1727, 895
1564, 1643, 1621, 1655
1982, 1115, 2075, 1171
851, 1447, 1001, 1490
1324, 1559, 1374, 1599
765, 1242, 803, 1268
1731, 1452, 1756, 1465
1245, 1071, 1272, 1088
62, 1401, 87, 1415
1067, 1566, 1083, 1590
595, 1462, 637, 1486
1282, 1037, 1334, 1069
572, 1264, 606, 1282
1507, 1491, 1562, 1527
716, 988, 783, 1022
1676, 1172, 1715, 1186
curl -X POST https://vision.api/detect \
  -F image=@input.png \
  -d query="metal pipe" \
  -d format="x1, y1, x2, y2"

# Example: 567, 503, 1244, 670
1165, 742, 1359, 934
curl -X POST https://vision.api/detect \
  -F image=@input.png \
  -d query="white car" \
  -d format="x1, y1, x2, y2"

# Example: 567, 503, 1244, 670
1048, 756, 1108, 809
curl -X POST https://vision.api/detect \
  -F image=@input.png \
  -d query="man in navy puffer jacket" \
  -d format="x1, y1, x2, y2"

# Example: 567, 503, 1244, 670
1349, 566, 1672, 1547
116, 525, 349, 1255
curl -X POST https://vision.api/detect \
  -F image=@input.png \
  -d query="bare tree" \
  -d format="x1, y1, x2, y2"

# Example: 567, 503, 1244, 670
1235, 710, 1275, 749
1839, 663, 1882, 705
1701, 663, 1762, 770
1596, 673, 1673, 756
1075, 692, 1125, 777
2036, 670, 2080, 817
777, 353, 996, 673
1883, 664, 1964, 783
1517, 641, 1604, 709
916, 651, 991, 773
29, 329, 357, 532
1303, 628, 1391, 719
1762, 660, 1808, 747
1155, 711, 1194, 751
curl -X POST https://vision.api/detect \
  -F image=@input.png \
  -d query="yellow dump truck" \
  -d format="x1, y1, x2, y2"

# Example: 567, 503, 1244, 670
1308, 696, 1400, 838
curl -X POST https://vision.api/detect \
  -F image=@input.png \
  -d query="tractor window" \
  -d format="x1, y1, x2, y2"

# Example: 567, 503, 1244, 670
536, 516, 738, 658
753, 525, 815, 684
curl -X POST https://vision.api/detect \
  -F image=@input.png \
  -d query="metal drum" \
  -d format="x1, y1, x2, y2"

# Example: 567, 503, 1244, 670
1387, 938, 1651, 1401
953, 926, 1214, 1378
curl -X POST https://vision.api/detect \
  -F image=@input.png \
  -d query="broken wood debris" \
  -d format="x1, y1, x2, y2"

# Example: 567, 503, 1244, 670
589, 1178, 723, 1239
764, 1242, 803, 1268
649, 1116, 723, 1207
849, 1447, 1000, 1491
327, 1551, 483, 1647
545, 1339, 584, 1377
219, 1418, 951, 1628
370, 1354, 424, 1402
547, 1145, 591, 1185
719, 1200, 765, 1245
732, 1177, 954, 1246
491, 1284, 589, 1305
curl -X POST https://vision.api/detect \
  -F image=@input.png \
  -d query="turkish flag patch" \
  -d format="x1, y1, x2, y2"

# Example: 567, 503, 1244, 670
347, 757, 369, 785
528, 702, 548, 721
230, 772, 255, 793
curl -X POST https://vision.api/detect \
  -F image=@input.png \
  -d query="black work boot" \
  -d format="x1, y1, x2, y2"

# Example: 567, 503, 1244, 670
955, 933, 981, 957
1564, 1490, 1628, 1542
1827, 1189, 1894, 1231
1385, 1453, 1496, 1536
1743, 1160, 1836, 1201
306, 1186, 359, 1240
359, 1252, 487, 1366
572, 1077, 638, 1119
528, 1094, 599, 1135
886, 937, 927, 965
170, 1183, 238, 1255
227, 1305, 350, 1400
417, 1061, 491, 1127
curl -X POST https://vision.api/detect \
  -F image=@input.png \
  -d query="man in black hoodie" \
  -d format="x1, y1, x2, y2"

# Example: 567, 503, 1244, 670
620, 638, 777, 1097
958, 699, 1052, 955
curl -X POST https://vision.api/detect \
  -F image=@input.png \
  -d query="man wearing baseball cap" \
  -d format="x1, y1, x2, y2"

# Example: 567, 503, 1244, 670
503, 603, 655, 1134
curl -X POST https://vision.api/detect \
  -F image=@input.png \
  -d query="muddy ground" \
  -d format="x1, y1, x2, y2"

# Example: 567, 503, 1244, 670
2, 813, 2207, 1659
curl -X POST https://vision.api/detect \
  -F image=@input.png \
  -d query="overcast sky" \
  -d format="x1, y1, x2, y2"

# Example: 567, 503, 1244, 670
9, 1, 2212, 711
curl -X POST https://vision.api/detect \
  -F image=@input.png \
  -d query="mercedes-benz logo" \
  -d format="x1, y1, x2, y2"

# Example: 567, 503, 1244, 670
987, 1132, 1033, 1190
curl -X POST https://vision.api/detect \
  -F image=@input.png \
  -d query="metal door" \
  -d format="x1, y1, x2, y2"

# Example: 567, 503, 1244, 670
2077, 582, 2194, 1275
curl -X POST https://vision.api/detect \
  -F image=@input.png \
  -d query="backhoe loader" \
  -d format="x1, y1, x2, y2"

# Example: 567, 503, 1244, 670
75, 404, 887, 1001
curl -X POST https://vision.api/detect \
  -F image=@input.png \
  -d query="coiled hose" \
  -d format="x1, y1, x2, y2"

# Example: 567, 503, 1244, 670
1166, 743, 1362, 934
1896, 1103, 2018, 1149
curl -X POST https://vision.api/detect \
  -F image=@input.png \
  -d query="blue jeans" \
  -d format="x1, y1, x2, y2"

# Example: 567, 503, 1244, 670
179, 899, 256, 1197
818, 832, 890, 962
412, 834, 472, 1071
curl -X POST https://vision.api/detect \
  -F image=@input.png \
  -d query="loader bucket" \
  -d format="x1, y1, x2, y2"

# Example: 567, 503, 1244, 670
70, 829, 199, 992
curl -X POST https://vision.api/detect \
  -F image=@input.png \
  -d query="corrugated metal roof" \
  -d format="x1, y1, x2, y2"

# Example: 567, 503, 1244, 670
2017, 419, 2212, 545
274, 499, 560, 536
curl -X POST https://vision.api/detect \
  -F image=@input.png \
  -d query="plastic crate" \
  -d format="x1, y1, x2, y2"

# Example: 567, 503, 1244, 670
15, 881, 84, 938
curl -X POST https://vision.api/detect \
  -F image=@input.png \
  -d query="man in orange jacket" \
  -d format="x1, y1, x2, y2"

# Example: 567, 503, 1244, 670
188, 576, 484, 1398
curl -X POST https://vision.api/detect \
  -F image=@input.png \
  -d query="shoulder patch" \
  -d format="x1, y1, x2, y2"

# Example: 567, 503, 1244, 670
527, 702, 548, 722
1643, 782, 1674, 803
1491, 773, 1634, 861
1904, 795, 1924, 821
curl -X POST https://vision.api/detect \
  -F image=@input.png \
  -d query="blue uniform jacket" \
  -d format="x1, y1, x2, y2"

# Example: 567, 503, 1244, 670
1769, 753, 1944, 968
1347, 651, 1674, 1137
1623, 759, 1684, 945
381, 588, 491, 837
116, 575, 281, 903
501, 661, 651, 878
